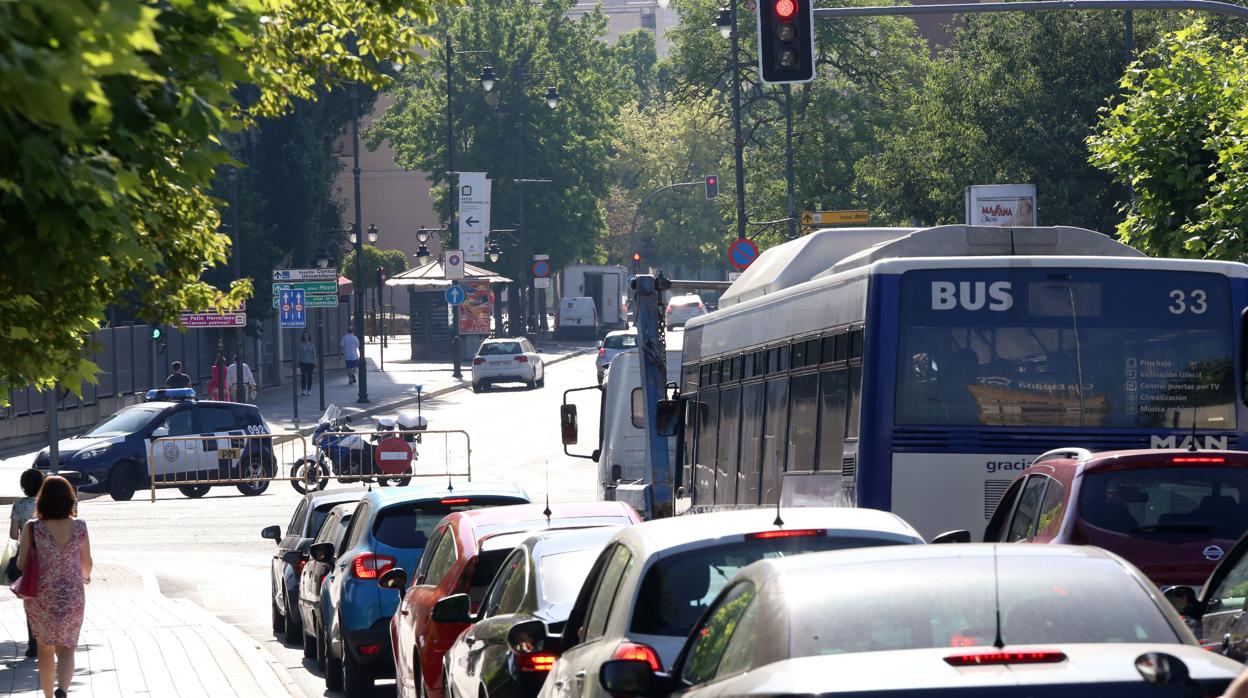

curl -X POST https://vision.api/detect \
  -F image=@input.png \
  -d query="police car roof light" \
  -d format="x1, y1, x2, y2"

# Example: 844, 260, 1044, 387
145, 388, 197, 402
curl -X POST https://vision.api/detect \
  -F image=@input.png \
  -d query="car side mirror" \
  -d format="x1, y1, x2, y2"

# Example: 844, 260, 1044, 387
931, 530, 972, 544
432, 593, 472, 624
656, 399, 680, 437
561, 404, 579, 445
261, 525, 281, 542
282, 550, 307, 567
151, 425, 169, 438
507, 618, 562, 655
379, 568, 408, 597
309, 542, 336, 563
1163, 586, 1202, 618
599, 660, 669, 698
1135, 652, 1191, 686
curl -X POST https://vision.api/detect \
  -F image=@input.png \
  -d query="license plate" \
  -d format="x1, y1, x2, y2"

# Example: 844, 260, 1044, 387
219, 448, 241, 459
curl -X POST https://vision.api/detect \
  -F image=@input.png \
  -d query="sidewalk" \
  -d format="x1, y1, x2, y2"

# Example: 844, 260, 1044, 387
0, 563, 298, 698
255, 334, 593, 433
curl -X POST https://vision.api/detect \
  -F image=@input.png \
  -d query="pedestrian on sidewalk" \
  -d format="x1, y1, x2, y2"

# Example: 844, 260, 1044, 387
8, 468, 44, 657
16, 475, 93, 698
226, 355, 257, 403
340, 329, 361, 385
164, 361, 191, 389
298, 331, 317, 396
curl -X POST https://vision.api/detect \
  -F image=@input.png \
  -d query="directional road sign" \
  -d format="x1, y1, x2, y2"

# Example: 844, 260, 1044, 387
273, 268, 337, 282
279, 289, 307, 329
801, 210, 869, 226
728, 238, 759, 271
374, 437, 413, 475
271, 294, 338, 309
180, 310, 246, 328
272, 281, 337, 295
445, 285, 466, 306
458, 172, 491, 262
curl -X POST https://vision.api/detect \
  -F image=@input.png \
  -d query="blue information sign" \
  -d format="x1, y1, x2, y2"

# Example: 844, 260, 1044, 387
280, 288, 306, 328
444, 285, 466, 306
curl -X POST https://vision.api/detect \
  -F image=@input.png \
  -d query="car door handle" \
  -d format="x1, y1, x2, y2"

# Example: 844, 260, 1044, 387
574, 671, 586, 682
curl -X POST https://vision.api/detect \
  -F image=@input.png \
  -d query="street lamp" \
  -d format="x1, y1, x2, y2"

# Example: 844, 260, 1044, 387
716, 7, 733, 38
349, 227, 359, 245
487, 242, 502, 263
545, 87, 561, 109
367, 223, 379, 244
480, 66, 498, 92
415, 227, 432, 243
415, 244, 431, 264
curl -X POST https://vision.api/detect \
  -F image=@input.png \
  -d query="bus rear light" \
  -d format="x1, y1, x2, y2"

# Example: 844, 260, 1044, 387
746, 528, 826, 540
1171, 456, 1225, 463
944, 651, 1066, 666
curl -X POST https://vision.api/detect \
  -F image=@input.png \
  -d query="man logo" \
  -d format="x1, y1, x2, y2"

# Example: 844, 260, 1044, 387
1204, 545, 1225, 561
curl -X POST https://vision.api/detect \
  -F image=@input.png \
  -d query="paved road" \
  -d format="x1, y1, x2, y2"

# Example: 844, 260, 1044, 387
3, 350, 605, 697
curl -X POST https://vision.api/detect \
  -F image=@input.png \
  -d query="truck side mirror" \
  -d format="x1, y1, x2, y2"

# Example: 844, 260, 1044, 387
561, 404, 579, 445
656, 399, 680, 437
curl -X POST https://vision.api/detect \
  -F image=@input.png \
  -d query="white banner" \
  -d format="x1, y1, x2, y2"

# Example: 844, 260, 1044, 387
458, 172, 491, 262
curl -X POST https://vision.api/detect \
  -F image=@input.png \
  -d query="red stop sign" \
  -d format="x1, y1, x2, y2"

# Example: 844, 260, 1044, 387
374, 437, 413, 474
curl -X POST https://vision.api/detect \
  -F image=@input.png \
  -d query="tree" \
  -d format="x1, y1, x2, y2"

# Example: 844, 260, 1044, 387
0, 0, 442, 402
342, 247, 411, 291
857, 11, 1174, 230
1088, 22, 1248, 259
370, 0, 626, 284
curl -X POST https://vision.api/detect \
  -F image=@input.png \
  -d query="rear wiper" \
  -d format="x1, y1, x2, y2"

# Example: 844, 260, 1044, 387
1128, 522, 1214, 534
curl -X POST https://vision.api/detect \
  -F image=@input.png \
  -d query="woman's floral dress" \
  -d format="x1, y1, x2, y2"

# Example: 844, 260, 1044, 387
24, 519, 86, 647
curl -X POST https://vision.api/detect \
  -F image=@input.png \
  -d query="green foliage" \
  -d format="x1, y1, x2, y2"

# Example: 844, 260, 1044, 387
1088, 22, 1248, 259
342, 246, 410, 290
370, 0, 624, 283
0, 0, 441, 401
858, 12, 1173, 230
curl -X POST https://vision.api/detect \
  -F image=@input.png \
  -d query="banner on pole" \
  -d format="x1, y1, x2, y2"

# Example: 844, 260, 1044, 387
458, 172, 491, 263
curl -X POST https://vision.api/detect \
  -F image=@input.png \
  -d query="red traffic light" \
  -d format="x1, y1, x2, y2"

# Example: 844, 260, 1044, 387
774, 0, 797, 18
707, 176, 716, 186
632, 252, 641, 262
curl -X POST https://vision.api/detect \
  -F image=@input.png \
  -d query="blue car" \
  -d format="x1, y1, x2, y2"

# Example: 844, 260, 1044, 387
310, 481, 531, 697
34, 389, 274, 501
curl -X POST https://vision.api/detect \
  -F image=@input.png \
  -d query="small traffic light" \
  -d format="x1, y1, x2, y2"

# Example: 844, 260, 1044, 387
704, 175, 719, 200
150, 326, 163, 341
757, 0, 815, 84
632, 252, 641, 271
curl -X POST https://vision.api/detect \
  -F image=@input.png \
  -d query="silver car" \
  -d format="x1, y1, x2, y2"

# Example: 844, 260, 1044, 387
664, 294, 706, 330
535, 508, 924, 698
596, 331, 637, 383
471, 338, 545, 392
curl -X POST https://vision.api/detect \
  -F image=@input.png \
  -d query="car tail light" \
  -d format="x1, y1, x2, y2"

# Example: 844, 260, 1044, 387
1171, 456, 1225, 463
746, 528, 826, 540
516, 652, 558, 672
296, 559, 307, 576
611, 642, 661, 671
697, 303, 705, 310
944, 651, 1067, 666
442, 497, 471, 505
358, 644, 383, 656
598, 348, 606, 358
515, 355, 529, 363
352, 553, 396, 580
473, 357, 485, 366
665, 305, 673, 313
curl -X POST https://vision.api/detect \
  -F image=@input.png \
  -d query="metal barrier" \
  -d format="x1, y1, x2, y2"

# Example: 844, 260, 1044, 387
145, 429, 473, 500
146, 432, 307, 502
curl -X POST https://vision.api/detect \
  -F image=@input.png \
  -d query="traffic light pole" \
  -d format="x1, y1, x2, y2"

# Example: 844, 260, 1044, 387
629, 181, 704, 270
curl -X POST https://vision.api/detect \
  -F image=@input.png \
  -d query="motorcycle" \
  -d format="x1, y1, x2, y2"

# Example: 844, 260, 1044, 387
290, 405, 426, 493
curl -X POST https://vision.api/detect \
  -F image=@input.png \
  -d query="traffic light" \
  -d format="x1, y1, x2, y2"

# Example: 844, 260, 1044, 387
150, 325, 168, 355
757, 0, 815, 84
704, 175, 719, 200
150, 326, 163, 341
632, 252, 641, 271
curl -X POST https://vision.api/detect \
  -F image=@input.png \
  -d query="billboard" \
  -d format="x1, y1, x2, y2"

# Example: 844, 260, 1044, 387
458, 280, 492, 335
965, 184, 1037, 227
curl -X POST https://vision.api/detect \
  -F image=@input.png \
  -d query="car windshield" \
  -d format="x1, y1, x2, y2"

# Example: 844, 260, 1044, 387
788, 554, 1179, 656
1079, 466, 1248, 540
539, 548, 602, 616
85, 406, 162, 437
372, 496, 528, 548
480, 342, 522, 356
630, 535, 904, 637
603, 334, 638, 350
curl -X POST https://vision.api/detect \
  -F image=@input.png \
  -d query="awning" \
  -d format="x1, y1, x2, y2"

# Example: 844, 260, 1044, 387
385, 259, 512, 290
337, 275, 355, 296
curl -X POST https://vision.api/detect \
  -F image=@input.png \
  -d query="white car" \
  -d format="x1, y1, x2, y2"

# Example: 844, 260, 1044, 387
471, 338, 545, 392
535, 508, 924, 698
664, 294, 707, 329
595, 330, 637, 383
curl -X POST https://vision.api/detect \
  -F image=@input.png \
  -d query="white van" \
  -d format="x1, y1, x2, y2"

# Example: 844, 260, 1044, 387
554, 296, 599, 340
559, 264, 629, 331
596, 340, 682, 500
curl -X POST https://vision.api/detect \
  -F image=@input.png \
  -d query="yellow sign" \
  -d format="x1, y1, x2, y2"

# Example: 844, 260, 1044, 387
801, 210, 870, 226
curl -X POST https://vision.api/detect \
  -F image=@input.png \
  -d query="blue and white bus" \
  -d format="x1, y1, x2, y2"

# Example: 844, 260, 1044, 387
678, 225, 1248, 539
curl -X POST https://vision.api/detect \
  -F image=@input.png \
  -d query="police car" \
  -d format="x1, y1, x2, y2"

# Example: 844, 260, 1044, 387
34, 388, 275, 501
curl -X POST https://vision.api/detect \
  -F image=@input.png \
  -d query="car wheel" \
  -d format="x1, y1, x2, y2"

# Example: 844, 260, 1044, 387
284, 596, 302, 645
471, 382, 480, 394
178, 485, 211, 498
325, 632, 344, 690
108, 461, 142, 501
302, 625, 317, 659
271, 595, 284, 636
527, 377, 537, 389
342, 641, 373, 696
315, 617, 328, 672
236, 450, 273, 496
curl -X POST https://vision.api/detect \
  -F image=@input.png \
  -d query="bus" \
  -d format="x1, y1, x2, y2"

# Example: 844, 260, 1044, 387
677, 225, 1248, 539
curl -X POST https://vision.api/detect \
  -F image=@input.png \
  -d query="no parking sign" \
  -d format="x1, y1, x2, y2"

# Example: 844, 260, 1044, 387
727, 238, 759, 271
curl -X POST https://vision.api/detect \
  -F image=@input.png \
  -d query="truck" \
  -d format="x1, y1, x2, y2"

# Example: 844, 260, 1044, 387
558, 264, 629, 332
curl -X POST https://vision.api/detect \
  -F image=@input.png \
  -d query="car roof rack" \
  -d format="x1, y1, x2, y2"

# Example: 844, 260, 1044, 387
1033, 447, 1095, 465
144, 388, 197, 402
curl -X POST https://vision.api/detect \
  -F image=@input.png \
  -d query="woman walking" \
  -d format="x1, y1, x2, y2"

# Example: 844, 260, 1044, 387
8, 468, 44, 657
298, 331, 317, 396
16, 475, 92, 698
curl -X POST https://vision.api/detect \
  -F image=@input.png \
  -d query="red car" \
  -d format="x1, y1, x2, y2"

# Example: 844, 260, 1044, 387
984, 448, 1248, 587
388, 501, 641, 698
